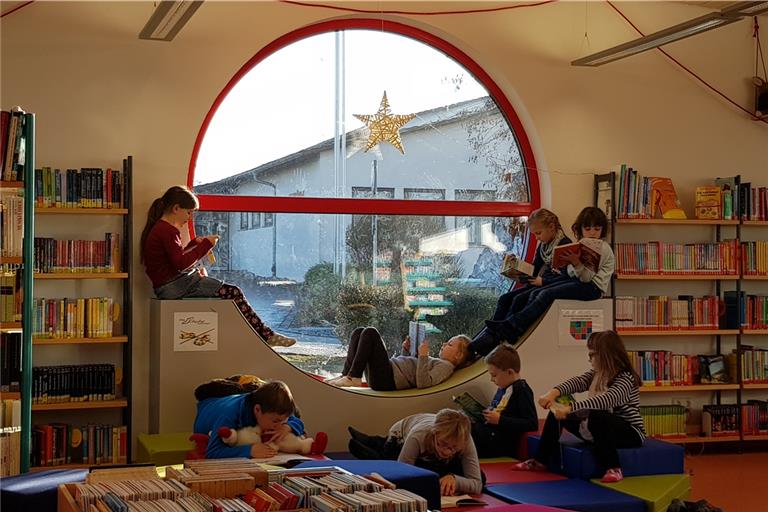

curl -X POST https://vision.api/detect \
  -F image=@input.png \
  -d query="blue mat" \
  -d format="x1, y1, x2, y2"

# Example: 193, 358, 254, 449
295, 459, 440, 510
528, 433, 684, 479
0, 469, 88, 512
487, 479, 646, 512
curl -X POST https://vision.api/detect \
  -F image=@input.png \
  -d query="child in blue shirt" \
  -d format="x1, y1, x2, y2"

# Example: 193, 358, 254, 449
471, 344, 538, 458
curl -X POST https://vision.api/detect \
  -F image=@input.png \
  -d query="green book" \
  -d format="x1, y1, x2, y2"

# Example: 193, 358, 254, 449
452, 392, 486, 423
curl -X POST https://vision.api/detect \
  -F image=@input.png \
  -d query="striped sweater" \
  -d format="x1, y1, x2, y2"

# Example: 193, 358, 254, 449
556, 369, 646, 439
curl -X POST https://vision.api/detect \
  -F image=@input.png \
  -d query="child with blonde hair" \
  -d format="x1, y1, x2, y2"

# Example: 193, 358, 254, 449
348, 409, 483, 496
471, 208, 571, 357
514, 330, 645, 483
473, 206, 613, 351
140, 186, 294, 347
327, 327, 471, 390
471, 344, 538, 458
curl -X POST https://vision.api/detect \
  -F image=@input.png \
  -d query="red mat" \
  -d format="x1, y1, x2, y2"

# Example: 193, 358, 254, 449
481, 462, 567, 485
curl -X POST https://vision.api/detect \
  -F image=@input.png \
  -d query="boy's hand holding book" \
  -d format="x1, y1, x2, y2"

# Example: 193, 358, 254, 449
482, 409, 500, 425
402, 336, 411, 354
417, 340, 430, 357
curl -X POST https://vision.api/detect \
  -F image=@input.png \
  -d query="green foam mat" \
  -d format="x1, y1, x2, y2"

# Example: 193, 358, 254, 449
591, 473, 691, 512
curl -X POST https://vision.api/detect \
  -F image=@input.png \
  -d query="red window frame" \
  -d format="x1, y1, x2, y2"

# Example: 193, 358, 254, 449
188, 19, 540, 260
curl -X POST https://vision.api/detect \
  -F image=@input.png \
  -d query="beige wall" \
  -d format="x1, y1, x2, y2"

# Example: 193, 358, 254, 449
2, 1, 765, 452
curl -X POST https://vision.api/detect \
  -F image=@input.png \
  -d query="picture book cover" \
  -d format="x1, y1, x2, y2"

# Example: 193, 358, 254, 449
452, 392, 486, 423
408, 321, 427, 356
650, 177, 687, 219
695, 186, 722, 220
552, 238, 603, 272
500, 253, 534, 282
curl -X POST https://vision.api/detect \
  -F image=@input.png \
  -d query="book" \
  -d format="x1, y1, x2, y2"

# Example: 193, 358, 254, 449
650, 177, 686, 219
408, 321, 427, 356
695, 186, 722, 220
552, 238, 603, 272
441, 494, 487, 508
452, 392, 486, 423
500, 253, 534, 282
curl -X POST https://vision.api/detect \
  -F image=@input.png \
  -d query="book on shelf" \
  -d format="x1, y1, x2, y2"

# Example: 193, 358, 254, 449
650, 177, 686, 219
714, 176, 739, 220
699, 355, 729, 384
695, 186, 722, 220
2, 108, 26, 182
441, 494, 488, 508
500, 253, 534, 282
552, 238, 602, 272
452, 391, 486, 423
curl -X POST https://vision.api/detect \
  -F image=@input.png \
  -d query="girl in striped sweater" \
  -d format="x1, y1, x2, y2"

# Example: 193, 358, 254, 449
514, 330, 645, 483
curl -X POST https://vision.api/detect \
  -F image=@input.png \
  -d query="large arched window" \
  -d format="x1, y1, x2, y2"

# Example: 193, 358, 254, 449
190, 20, 539, 378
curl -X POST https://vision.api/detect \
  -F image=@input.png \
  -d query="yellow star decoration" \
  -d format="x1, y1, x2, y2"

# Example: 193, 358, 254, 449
354, 91, 416, 155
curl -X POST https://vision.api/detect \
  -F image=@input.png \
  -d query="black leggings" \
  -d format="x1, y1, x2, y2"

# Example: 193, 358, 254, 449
217, 284, 273, 340
342, 327, 396, 391
534, 409, 643, 470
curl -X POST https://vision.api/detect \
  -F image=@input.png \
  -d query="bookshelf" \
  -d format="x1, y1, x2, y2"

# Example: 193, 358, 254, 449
597, 170, 768, 444
28, 157, 133, 470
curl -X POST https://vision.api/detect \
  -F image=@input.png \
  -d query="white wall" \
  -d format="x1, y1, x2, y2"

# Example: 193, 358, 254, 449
2, 1, 765, 453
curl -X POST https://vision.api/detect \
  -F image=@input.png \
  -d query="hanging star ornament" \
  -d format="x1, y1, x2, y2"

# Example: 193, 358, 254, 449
354, 91, 416, 154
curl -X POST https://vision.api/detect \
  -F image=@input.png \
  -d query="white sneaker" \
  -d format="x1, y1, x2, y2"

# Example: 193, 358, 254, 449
324, 375, 345, 385
332, 376, 363, 387
266, 333, 296, 347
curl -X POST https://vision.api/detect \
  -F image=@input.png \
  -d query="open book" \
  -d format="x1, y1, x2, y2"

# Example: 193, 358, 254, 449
500, 253, 535, 282
408, 321, 427, 356
441, 495, 488, 508
552, 238, 603, 272
452, 392, 487, 423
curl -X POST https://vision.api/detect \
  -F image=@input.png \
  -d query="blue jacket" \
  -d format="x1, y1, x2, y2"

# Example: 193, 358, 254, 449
193, 393, 305, 459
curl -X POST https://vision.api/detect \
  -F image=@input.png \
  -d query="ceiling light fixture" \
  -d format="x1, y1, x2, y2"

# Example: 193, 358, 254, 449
572, 2, 768, 67
139, 0, 203, 42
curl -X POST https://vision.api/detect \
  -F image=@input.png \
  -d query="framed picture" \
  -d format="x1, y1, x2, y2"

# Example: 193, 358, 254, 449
594, 172, 615, 221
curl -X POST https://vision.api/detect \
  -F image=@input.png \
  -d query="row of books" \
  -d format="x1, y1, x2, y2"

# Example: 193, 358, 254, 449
702, 404, 740, 437
741, 400, 768, 436
1, 398, 21, 430
722, 292, 768, 329
0, 332, 22, 392
71, 478, 191, 509
1, 109, 28, 182
640, 404, 687, 438
31, 363, 117, 404
728, 346, 768, 384
34, 234, 121, 274
615, 295, 721, 330
0, 266, 21, 323
615, 240, 740, 274
34, 166, 127, 209
31, 297, 119, 339
0, 429, 21, 477
741, 241, 768, 275
0, 189, 23, 257
616, 166, 685, 219
693, 178, 768, 221
627, 351, 729, 386
31, 423, 127, 467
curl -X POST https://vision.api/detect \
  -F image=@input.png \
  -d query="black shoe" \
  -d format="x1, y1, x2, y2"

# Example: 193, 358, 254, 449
668, 499, 688, 512
349, 438, 381, 460
348, 426, 372, 443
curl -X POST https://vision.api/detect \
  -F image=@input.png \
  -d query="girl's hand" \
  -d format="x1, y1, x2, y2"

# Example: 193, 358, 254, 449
194, 236, 204, 243
561, 250, 581, 266
205, 235, 220, 246
439, 474, 457, 496
198, 267, 209, 277
531, 276, 543, 287
537, 389, 560, 409
250, 442, 278, 459
552, 403, 572, 420
402, 336, 411, 353
482, 409, 500, 425
417, 340, 430, 357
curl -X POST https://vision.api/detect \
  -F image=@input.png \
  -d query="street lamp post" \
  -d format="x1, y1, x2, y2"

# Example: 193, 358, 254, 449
255, 178, 277, 278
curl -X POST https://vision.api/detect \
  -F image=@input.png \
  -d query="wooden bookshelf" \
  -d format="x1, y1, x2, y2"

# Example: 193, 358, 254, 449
742, 383, 768, 390
31, 460, 128, 473
663, 435, 741, 444
33, 336, 128, 345
0, 392, 20, 400
0, 322, 22, 331
0, 181, 23, 188
742, 220, 768, 226
616, 274, 739, 280
639, 384, 740, 393
0, 256, 22, 265
35, 272, 128, 279
743, 435, 768, 441
742, 329, 768, 335
32, 399, 128, 411
743, 275, 768, 280
616, 218, 740, 226
36, 207, 128, 215
618, 329, 739, 336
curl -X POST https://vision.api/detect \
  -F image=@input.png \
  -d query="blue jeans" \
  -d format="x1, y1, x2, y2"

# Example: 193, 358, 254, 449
487, 277, 602, 342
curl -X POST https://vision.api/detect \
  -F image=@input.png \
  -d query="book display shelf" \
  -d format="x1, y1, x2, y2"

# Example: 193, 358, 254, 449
595, 170, 767, 446
26, 156, 134, 472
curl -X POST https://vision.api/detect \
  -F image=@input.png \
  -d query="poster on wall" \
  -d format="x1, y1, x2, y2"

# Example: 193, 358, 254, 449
173, 312, 218, 351
558, 309, 604, 347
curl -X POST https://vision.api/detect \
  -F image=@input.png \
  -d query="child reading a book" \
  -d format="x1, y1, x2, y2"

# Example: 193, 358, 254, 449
473, 206, 614, 349
140, 185, 294, 347
470, 208, 572, 357
348, 409, 483, 496
469, 344, 538, 458
193, 380, 327, 459
513, 330, 645, 483
325, 327, 471, 390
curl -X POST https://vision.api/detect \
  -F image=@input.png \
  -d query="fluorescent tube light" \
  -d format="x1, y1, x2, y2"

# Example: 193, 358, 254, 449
139, 0, 203, 41
721, 1, 768, 15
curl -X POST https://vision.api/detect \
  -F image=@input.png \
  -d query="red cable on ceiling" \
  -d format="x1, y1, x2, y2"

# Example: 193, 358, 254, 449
606, 1, 768, 125
279, 0, 557, 16
0, 1, 33, 18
